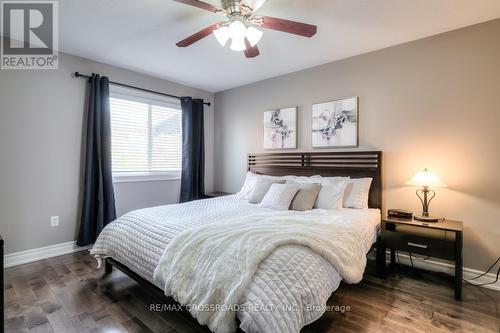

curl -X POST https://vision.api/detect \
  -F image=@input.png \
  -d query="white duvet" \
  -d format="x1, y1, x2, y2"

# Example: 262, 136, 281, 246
91, 195, 380, 333
154, 211, 369, 333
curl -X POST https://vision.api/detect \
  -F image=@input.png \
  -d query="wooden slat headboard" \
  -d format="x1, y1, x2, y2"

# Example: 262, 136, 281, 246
248, 151, 382, 209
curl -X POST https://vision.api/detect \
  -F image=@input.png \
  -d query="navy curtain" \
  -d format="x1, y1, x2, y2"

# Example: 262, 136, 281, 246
77, 74, 116, 246
180, 97, 205, 203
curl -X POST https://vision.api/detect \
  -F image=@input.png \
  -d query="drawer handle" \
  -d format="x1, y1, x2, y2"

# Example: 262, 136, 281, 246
408, 242, 428, 249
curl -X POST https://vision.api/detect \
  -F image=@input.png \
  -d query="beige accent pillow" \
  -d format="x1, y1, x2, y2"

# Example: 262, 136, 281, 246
287, 182, 322, 211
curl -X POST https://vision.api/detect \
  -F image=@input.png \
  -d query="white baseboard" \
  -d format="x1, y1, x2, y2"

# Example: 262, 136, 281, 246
4, 241, 92, 268
386, 252, 500, 292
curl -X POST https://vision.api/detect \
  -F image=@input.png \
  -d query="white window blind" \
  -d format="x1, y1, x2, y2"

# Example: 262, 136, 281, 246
109, 94, 182, 181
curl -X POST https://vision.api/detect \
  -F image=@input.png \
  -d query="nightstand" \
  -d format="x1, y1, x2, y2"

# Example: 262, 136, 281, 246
204, 192, 233, 198
380, 216, 463, 300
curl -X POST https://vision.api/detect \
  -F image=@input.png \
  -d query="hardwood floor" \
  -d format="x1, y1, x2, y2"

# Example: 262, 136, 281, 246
4, 251, 500, 333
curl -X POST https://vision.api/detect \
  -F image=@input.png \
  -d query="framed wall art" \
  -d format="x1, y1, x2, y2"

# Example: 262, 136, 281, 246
312, 97, 358, 148
263, 107, 297, 149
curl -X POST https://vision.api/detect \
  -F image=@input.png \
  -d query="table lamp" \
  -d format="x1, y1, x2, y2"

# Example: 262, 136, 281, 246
406, 168, 447, 222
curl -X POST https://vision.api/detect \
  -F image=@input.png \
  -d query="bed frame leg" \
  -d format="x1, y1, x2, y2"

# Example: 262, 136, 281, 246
376, 237, 385, 278
104, 259, 113, 274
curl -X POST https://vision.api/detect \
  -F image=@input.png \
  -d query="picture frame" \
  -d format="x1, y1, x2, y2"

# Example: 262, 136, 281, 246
311, 97, 359, 148
263, 106, 298, 149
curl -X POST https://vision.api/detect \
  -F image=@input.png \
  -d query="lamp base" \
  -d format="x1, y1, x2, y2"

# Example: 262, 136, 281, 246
414, 215, 441, 223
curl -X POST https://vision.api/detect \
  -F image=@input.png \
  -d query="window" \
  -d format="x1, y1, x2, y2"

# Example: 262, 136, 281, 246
109, 91, 182, 182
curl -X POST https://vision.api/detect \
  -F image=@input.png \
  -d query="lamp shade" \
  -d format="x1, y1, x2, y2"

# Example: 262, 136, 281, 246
230, 37, 246, 51
246, 27, 263, 47
228, 20, 246, 41
213, 26, 229, 46
406, 169, 447, 187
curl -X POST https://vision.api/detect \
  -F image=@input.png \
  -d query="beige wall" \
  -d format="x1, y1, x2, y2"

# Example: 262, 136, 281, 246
214, 19, 500, 270
0, 50, 214, 254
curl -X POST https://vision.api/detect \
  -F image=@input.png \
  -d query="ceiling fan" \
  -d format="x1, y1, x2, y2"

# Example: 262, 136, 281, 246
174, 0, 317, 58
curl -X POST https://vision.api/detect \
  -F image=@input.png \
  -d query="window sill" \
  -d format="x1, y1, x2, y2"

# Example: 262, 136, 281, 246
113, 173, 181, 183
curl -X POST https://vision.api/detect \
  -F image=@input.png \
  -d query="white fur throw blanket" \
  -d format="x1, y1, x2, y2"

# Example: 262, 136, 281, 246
153, 211, 367, 333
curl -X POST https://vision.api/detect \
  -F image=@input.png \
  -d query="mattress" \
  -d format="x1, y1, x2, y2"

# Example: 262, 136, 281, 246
91, 195, 380, 333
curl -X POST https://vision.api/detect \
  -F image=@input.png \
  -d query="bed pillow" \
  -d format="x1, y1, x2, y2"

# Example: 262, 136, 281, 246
314, 178, 349, 210
295, 176, 347, 185
287, 181, 321, 211
343, 178, 373, 209
238, 173, 321, 200
314, 176, 346, 183
248, 178, 285, 204
237, 172, 284, 200
259, 183, 300, 211
237, 172, 257, 200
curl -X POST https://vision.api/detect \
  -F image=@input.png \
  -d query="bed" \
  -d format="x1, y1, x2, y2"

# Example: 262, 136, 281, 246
91, 151, 383, 333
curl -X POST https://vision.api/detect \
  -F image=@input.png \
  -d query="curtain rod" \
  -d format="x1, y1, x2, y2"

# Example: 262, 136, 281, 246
73, 72, 211, 107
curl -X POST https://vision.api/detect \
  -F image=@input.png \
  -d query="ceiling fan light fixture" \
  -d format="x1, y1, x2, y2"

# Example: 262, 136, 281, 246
246, 26, 263, 47
173, 0, 318, 59
213, 26, 230, 46
228, 20, 247, 41
230, 37, 246, 52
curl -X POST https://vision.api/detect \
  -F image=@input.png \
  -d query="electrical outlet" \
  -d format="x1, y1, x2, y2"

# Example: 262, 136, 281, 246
50, 216, 59, 227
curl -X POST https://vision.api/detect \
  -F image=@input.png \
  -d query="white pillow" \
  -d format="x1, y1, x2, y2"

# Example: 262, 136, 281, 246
290, 175, 322, 182
343, 178, 373, 209
296, 176, 348, 185
248, 178, 285, 204
315, 176, 347, 183
314, 178, 349, 210
237, 172, 257, 200
259, 183, 300, 211
238, 172, 320, 200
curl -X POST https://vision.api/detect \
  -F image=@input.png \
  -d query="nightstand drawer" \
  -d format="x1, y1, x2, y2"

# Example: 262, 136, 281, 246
383, 230, 455, 260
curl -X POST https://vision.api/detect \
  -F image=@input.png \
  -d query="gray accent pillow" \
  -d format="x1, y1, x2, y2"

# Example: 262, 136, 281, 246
287, 181, 322, 211
248, 178, 285, 204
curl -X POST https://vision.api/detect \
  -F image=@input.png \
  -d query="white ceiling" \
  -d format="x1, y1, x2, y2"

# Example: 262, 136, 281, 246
58, 0, 500, 92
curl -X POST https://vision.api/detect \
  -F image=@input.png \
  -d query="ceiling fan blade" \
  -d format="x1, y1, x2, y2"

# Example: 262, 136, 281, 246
244, 38, 260, 58
260, 16, 317, 37
176, 23, 221, 47
172, 0, 221, 13
252, 0, 267, 13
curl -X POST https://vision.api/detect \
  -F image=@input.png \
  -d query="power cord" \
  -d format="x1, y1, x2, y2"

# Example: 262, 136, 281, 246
405, 252, 500, 287
464, 256, 500, 287
395, 250, 415, 274
410, 253, 431, 261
